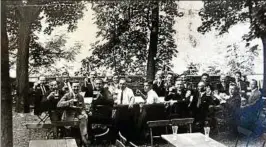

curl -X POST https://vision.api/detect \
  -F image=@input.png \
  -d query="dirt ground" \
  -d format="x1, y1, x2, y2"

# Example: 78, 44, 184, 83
13, 109, 265, 147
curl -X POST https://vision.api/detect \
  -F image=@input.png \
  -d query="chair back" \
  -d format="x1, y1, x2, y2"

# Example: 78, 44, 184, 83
171, 118, 194, 133
116, 139, 126, 147
147, 120, 171, 147
147, 120, 171, 128
119, 131, 127, 145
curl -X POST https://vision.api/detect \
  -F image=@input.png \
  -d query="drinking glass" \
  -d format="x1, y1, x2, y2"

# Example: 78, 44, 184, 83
172, 125, 178, 134
204, 126, 210, 141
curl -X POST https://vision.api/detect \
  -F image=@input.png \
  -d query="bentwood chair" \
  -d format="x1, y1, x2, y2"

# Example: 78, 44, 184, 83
116, 139, 126, 147
118, 131, 127, 145
129, 141, 139, 147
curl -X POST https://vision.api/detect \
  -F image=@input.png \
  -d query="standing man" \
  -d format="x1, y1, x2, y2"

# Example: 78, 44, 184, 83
234, 71, 247, 96
33, 76, 50, 115
82, 71, 97, 97
116, 78, 135, 108
60, 71, 71, 94
46, 80, 65, 121
215, 74, 229, 95
201, 73, 210, 85
153, 70, 166, 96
108, 75, 120, 100
164, 73, 174, 96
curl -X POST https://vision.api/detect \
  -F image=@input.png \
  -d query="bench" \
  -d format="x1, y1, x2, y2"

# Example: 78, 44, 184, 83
29, 139, 77, 147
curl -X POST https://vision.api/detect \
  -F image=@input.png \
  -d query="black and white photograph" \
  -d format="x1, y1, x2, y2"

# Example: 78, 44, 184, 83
1, 0, 266, 147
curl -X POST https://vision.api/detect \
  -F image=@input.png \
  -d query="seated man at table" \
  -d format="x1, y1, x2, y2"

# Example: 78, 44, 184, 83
115, 78, 135, 108
165, 79, 190, 117
220, 83, 241, 135
240, 79, 262, 130
57, 82, 89, 146
189, 82, 214, 131
86, 78, 115, 141
140, 80, 159, 104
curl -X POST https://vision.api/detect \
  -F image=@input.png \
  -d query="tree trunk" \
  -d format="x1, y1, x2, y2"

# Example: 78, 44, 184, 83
15, 6, 40, 112
1, 2, 13, 147
262, 36, 266, 97
146, 2, 159, 81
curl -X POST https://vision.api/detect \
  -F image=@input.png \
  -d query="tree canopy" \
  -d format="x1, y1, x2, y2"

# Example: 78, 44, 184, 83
7, 1, 85, 75
83, 1, 183, 76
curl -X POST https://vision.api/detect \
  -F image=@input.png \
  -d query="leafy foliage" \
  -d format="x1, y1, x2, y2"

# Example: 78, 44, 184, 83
198, 0, 266, 40
84, 1, 182, 75
225, 43, 258, 75
6, 1, 85, 75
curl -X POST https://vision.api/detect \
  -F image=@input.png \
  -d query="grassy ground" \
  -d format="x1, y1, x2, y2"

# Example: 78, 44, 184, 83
13, 109, 265, 147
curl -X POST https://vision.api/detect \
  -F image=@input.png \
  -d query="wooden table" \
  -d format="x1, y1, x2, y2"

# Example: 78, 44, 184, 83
29, 139, 77, 147
161, 133, 226, 147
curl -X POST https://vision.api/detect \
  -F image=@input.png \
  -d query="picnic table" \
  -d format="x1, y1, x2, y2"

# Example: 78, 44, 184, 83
161, 133, 226, 147
29, 139, 77, 147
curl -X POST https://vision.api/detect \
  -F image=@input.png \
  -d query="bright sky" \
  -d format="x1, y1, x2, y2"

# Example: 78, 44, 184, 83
9, 1, 263, 77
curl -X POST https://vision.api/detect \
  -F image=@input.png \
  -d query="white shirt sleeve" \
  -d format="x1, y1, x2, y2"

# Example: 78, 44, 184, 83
146, 90, 159, 104
128, 89, 135, 105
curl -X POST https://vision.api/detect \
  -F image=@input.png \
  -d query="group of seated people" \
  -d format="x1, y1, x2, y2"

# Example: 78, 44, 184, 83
31, 70, 263, 146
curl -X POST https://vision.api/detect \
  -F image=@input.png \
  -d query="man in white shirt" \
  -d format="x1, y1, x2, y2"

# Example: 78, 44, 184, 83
144, 81, 159, 104
116, 78, 135, 108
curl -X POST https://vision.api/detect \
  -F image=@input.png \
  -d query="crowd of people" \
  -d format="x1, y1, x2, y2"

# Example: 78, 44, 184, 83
31, 70, 263, 146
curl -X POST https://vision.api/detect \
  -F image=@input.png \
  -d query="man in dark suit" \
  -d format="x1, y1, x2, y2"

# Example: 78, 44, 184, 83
87, 78, 114, 141
33, 76, 50, 115
234, 71, 247, 97
45, 80, 65, 121
190, 82, 214, 131
82, 71, 97, 97
215, 74, 229, 95
165, 79, 190, 118
153, 70, 166, 96
60, 71, 71, 94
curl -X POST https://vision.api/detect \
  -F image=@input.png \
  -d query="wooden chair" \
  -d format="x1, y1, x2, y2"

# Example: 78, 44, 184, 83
170, 118, 194, 133
235, 126, 253, 147
147, 120, 171, 146
116, 139, 126, 147
119, 131, 127, 145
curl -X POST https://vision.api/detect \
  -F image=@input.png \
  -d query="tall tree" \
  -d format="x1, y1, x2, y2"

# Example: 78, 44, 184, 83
1, 2, 13, 147
87, 1, 181, 79
198, 0, 266, 96
7, 1, 85, 112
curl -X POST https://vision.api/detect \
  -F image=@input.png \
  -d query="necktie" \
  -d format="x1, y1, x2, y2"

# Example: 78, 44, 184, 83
120, 90, 124, 104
